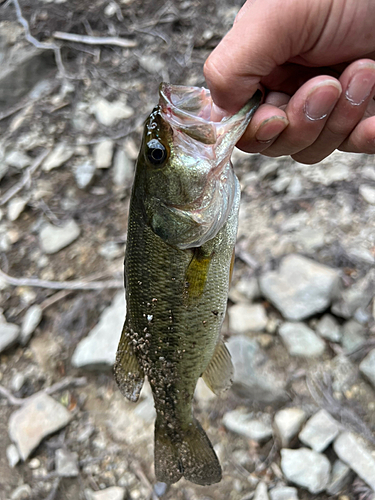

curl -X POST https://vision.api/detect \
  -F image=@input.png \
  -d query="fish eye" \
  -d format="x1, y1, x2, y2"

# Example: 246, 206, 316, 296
146, 139, 167, 166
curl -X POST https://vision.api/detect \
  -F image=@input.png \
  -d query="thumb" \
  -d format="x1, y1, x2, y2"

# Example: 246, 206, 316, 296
204, 0, 331, 113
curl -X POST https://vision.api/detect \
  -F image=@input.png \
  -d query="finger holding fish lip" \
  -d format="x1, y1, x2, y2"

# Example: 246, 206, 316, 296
250, 76, 342, 158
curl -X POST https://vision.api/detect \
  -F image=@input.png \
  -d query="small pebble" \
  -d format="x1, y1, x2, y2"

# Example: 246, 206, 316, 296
8, 197, 28, 221
6, 443, 20, 468
20, 305, 43, 345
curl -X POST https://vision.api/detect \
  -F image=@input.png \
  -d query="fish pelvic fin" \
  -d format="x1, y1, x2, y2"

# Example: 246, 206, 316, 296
154, 415, 222, 486
202, 338, 233, 395
114, 322, 144, 402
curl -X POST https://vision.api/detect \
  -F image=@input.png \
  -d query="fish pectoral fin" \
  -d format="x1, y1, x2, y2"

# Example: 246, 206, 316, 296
202, 339, 233, 395
114, 323, 144, 402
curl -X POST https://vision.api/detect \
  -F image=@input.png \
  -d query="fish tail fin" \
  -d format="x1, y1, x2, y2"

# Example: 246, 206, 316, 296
154, 416, 221, 486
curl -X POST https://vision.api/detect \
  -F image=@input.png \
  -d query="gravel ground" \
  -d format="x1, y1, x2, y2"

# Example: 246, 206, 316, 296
0, 1, 375, 500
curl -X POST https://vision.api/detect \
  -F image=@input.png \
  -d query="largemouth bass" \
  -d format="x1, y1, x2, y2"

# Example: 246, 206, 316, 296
114, 84, 261, 485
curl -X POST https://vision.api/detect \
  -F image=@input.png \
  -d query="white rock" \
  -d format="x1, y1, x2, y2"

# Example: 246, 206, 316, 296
334, 432, 375, 492
9, 393, 72, 460
39, 220, 80, 254
55, 448, 79, 477
269, 486, 299, 500
254, 481, 269, 500
362, 165, 375, 181
259, 254, 340, 321
327, 459, 354, 495
274, 408, 306, 447
359, 348, 375, 389
299, 409, 340, 452
0, 322, 20, 353
7, 197, 28, 221
43, 143, 74, 171
94, 139, 114, 169
228, 303, 268, 333
74, 161, 96, 189
86, 487, 126, 500
341, 320, 366, 353
280, 448, 330, 494
71, 292, 125, 369
20, 305, 42, 345
359, 184, 375, 204
91, 98, 134, 127
139, 55, 165, 74
11, 372, 25, 392
98, 241, 124, 260
113, 150, 134, 186
5, 150, 32, 169
6, 443, 20, 468
223, 410, 273, 443
278, 322, 325, 357
316, 314, 342, 342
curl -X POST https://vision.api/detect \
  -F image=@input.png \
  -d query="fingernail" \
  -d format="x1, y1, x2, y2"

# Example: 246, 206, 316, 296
255, 116, 288, 142
304, 82, 341, 121
346, 68, 375, 105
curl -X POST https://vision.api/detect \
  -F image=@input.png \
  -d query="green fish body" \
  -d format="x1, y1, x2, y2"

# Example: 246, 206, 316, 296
114, 84, 261, 485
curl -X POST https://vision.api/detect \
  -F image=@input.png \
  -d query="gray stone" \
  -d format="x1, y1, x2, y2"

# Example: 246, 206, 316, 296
271, 175, 291, 193
6, 443, 20, 468
329, 354, 358, 392
269, 486, 299, 500
341, 320, 366, 353
254, 481, 269, 500
0, 322, 20, 352
94, 139, 114, 169
278, 322, 325, 357
228, 303, 267, 333
91, 98, 133, 127
359, 184, 375, 204
332, 270, 375, 319
10, 484, 32, 500
274, 408, 306, 447
316, 314, 342, 342
280, 448, 330, 494
74, 161, 96, 189
8, 393, 72, 460
298, 409, 340, 452
223, 410, 273, 443
11, 372, 25, 392
299, 152, 353, 185
8, 197, 28, 221
5, 151, 31, 169
232, 277, 260, 302
347, 247, 375, 265
227, 336, 287, 403
259, 254, 340, 321
293, 228, 325, 252
362, 165, 375, 181
55, 448, 79, 477
359, 348, 375, 389
42, 143, 74, 171
334, 432, 375, 492
327, 459, 355, 495
40, 220, 80, 254
86, 487, 126, 500
98, 241, 124, 260
72, 292, 125, 369
20, 305, 43, 345
113, 150, 134, 187
139, 55, 165, 74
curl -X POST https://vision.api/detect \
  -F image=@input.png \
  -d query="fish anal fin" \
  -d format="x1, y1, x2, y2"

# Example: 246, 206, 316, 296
114, 322, 144, 402
202, 339, 233, 395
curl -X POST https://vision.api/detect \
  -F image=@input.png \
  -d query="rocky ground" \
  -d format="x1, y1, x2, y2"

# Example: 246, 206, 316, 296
0, 1, 375, 500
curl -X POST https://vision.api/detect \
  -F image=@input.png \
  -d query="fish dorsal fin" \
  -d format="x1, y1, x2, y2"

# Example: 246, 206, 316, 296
202, 339, 233, 395
114, 322, 144, 402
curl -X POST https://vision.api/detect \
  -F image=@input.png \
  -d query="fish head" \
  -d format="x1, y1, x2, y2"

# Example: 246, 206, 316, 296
137, 83, 262, 249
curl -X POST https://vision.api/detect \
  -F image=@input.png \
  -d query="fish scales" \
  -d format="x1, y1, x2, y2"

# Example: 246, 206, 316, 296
114, 83, 262, 485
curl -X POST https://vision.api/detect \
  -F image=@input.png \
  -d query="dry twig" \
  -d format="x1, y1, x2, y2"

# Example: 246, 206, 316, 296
10, 0, 67, 77
53, 31, 137, 48
0, 268, 123, 291
0, 376, 87, 406
0, 149, 50, 206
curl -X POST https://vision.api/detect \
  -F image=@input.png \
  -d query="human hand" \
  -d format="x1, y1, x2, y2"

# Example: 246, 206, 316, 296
204, 0, 375, 164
